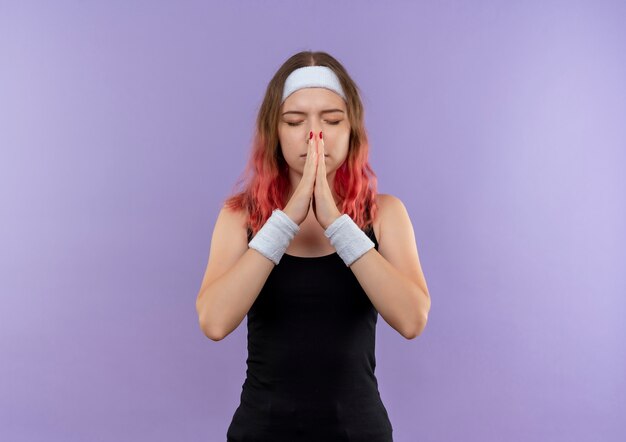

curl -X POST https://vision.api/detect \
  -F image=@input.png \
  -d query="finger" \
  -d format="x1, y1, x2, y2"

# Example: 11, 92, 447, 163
320, 134, 326, 175
305, 132, 317, 184
316, 132, 325, 184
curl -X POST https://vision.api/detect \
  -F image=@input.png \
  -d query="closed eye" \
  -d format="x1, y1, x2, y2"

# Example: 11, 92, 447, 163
286, 120, 342, 127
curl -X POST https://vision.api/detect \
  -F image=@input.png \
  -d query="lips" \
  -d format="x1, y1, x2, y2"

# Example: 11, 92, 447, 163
301, 154, 329, 157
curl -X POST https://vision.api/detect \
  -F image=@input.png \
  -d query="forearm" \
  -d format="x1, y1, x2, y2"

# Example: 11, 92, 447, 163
197, 248, 275, 340
349, 248, 430, 338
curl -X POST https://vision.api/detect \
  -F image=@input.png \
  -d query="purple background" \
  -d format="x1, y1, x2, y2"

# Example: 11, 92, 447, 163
1, 1, 625, 441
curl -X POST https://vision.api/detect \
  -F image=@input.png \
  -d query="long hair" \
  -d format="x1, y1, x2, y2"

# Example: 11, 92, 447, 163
223, 50, 379, 236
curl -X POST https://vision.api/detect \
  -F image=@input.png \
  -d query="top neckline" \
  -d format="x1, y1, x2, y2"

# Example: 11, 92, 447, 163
282, 251, 339, 259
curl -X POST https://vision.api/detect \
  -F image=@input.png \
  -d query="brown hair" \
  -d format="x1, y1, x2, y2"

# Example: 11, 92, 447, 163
223, 50, 379, 236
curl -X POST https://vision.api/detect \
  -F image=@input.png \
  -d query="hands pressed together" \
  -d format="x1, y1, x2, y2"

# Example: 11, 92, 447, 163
284, 131, 342, 230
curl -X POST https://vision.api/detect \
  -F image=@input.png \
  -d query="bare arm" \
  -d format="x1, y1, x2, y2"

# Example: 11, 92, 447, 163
197, 249, 275, 341
195, 206, 277, 341
349, 195, 431, 339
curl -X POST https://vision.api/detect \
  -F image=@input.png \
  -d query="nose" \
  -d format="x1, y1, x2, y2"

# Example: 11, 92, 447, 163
308, 126, 322, 139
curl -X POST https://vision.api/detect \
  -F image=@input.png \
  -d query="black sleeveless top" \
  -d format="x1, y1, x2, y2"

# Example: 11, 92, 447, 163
226, 224, 393, 441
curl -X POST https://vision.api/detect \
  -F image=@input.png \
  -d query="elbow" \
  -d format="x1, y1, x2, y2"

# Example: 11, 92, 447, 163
404, 311, 429, 340
208, 331, 226, 342
402, 284, 430, 339
197, 290, 226, 341
199, 319, 226, 341
405, 289, 430, 340
197, 308, 226, 342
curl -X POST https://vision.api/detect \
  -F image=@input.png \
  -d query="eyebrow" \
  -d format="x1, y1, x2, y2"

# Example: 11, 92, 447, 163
282, 109, 345, 116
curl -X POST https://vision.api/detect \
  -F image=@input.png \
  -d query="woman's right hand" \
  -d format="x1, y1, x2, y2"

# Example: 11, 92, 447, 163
282, 131, 318, 226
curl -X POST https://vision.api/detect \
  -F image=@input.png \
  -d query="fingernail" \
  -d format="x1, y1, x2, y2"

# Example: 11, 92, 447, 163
309, 131, 313, 139
319, 131, 323, 139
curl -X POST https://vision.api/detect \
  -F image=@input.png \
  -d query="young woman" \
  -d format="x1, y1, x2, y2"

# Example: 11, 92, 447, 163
196, 51, 431, 442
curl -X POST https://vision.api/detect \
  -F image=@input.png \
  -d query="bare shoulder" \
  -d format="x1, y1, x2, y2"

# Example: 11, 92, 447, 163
374, 193, 392, 215
375, 193, 408, 227
221, 204, 249, 230
214, 204, 249, 244
376, 193, 430, 299
373, 193, 393, 237
197, 204, 249, 295
372, 193, 387, 226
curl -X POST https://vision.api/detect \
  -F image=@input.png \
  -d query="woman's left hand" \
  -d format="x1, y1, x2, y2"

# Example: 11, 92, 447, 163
312, 131, 343, 230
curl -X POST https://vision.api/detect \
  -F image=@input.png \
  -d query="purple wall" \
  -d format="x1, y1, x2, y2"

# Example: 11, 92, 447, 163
1, 1, 624, 441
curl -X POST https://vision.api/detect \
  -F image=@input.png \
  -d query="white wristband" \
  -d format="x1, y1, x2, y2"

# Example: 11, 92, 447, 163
248, 209, 300, 265
324, 214, 375, 267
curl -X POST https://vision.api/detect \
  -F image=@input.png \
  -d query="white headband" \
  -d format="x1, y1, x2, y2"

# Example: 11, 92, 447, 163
281, 66, 347, 103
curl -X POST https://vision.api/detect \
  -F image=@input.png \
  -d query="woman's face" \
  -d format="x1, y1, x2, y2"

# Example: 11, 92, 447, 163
278, 87, 350, 177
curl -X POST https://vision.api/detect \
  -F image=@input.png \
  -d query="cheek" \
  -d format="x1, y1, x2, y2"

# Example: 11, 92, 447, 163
278, 132, 301, 150
333, 128, 350, 142
332, 133, 350, 151
280, 137, 307, 159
